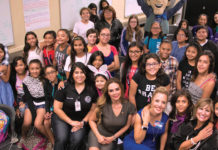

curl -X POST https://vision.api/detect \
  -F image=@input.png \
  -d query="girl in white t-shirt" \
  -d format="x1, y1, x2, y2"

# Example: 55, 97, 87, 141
64, 36, 91, 79
23, 31, 44, 66
73, 7, 94, 42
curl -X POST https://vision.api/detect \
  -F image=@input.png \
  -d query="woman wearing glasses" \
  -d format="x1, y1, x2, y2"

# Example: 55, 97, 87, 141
129, 53, 170, 110
91, 27, 120, 76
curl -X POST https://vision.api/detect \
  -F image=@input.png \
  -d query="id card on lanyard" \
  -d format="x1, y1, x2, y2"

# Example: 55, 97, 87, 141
75, 98, 81, 112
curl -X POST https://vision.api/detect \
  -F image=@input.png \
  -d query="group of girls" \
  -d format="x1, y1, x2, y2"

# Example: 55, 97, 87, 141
0, 1, 218, 150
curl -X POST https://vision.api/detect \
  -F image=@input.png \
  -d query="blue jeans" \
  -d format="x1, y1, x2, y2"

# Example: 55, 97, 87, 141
52, 113, 87, 150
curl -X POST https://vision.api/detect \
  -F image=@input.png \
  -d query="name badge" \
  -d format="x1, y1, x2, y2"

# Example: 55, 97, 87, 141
75, 100, 81, 111
154, 121, 163, 129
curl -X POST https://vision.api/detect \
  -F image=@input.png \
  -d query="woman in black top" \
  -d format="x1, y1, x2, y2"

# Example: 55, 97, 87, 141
172, 98, 218, 150
95, 5, 123, 50
53, 62, 98, 150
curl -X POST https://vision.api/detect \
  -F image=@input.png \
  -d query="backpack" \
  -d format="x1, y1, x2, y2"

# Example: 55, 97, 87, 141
0, 110, 9, 143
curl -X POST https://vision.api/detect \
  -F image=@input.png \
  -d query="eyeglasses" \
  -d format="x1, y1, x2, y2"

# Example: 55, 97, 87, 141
129, 50, 141, 54
46, 71, 56, 76
100, 33, 110, 37
177, 34, 186, 37
146, 62, 159, 67
151, 27, 161, 30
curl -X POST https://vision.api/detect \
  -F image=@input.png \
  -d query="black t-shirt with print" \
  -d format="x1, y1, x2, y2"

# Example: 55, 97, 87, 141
178, 59, 195, 89
54, 82, 98, 121
132, 72, 170, 110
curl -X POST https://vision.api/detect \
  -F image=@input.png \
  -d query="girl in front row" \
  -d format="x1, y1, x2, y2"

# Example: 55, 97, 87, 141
18, 59, 50, 148
44, 65, 61, 147
165, 90, 193, 150
64, 36, 91, 79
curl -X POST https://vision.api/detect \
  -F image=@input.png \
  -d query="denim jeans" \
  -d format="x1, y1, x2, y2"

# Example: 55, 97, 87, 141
52, 113, 87, 150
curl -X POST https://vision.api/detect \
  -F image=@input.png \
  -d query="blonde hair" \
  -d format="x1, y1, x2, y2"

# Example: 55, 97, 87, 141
96, 78, 125, 124
151, 86, 169, 102
193, 98, 214, 122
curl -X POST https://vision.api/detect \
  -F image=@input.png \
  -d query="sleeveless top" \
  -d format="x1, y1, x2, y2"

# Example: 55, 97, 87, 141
188, 78, 214, 105
55, 44, 69, 75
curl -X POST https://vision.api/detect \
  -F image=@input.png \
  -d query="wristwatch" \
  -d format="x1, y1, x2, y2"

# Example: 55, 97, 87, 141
141, 125, 148, 131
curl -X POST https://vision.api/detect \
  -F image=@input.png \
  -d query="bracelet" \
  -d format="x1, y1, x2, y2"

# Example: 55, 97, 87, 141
112, 135, 116, 141
190, 138, 197, 145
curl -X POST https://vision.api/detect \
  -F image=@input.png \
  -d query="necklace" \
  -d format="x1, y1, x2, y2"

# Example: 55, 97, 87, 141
151, 122, 160, 142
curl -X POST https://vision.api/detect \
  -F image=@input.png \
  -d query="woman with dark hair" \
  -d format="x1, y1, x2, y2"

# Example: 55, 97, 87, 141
129, 53, 170, 110
95, 5, 123, 49
171, 28, 190, 62
88, 78, 136, 150
120, 15, 143, 56
53, 62, 97, 150
88, 3, 99, 24
120, 42, 143, 99
165, 90, 193, 150
173, 19, 193, 41
188, 50, 216, 105
98, 0, 109, 15
91, 27, 120, 76
172, 98, 218, 150
192, 13, 214, 40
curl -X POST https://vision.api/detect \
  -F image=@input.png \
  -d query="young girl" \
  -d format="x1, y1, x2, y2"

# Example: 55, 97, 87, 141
86, 28, 98, 52
173, 19, 193, 41
23, 31, 44, 66
121, 42, 143, 99
166, 90, 193, 150
177, 42, 202, 90
129, 53, 170, 110
120, 15, 143, 56
192, 14, 213, 40
171, 29, 190, 62
188, 50, 216, 105
18, 59, 50, 148
64, 36, 91, 79
44, 65, 60, 147
41, 30, 56, 66
214, 99, 218, 129
143, 21, 165, 54
0, 44, 14, 107
54, 29, 71, 80
10, 56, 28, 118
73, 7, 94, 42
0, 44, 18, 143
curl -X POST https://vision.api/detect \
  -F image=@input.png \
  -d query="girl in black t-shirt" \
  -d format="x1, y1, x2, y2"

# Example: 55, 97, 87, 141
177, 42, 202, 90
129, 53, 170, 110
53, 62, 97, 150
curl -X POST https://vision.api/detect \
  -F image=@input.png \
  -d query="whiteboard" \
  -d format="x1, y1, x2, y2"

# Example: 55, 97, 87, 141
0, 0, 14, 46
60, 0, 112, 30
125, 0, 143, 17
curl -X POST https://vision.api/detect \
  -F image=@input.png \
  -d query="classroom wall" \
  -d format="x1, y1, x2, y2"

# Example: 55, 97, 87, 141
7, 0, 145, 54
